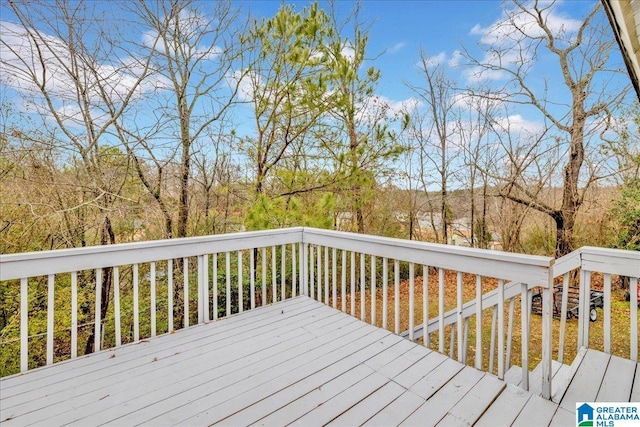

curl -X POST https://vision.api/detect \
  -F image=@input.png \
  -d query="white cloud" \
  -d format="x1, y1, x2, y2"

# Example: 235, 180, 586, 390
0, 21, 70, 98
463, 67, 509, 83
225, 69, 259, 102
471, 5, 581, 47
387, 42, 406, 54
386, 96, 421, 117
141, 9, 222, 61
451, 92, 474, 109
0, 20, 169, 108
356, 95, 420, 124
419, 52, 447, 70
341, 44, 356, 63
142, 30, 160, 51
448, 50, 464, 68
494, 114, 542, 135
465, 3, 582, 83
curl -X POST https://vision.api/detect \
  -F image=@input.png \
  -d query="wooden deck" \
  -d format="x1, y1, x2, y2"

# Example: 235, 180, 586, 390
0, 296, 636, 426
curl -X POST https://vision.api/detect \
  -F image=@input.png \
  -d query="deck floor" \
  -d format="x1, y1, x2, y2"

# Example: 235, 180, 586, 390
0, 296, 636, 426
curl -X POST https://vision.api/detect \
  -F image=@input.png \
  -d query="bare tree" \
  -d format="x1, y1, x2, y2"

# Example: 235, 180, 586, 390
406, 51, 459, 243
125, 0, 246, 238
455, 92, 499, 248
1, 0, 155, 351
466, 0, 629, 256
191, 124, 239, 234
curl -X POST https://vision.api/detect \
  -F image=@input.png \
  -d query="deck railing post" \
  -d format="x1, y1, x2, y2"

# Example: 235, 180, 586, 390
71, 272, 78, 358
95, 268, 102, 352
541, 266, 554, 400
578, 269, 592, 350
302, 242, 308, 296
520, 282, 529, 391
20, 277, 28, 372
631, 277, 638, 362
203, 255, 209, 322
197, 255, 204, 324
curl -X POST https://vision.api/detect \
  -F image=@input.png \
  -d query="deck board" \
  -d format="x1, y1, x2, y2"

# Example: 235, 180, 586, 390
392, 351, 448, 389
550, 407, 575, 427
597, 354, 637, 402
288, 371, 390, 426
632, 364, 640, 402
361, 391, 424, 426
81, 318, 364, 426
195, 333, 405, 426
325, 380, 406, 426
399, 367, 484, 426
9, 299, 347, 425
559, 348, 611, 411
251, 364, 375, 426
1, 297, 311, 395
373, 344, 432, 380
408, 357, 465, 400
1, 295, 637, 427
111, 322, 379, 425
438, 374, 505, 426
1, 297, 316, 404
474, 383, 531, 427
512, 394, 558, 427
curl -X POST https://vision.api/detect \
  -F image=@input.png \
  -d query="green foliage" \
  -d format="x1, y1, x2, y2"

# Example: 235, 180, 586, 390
245, 192, 335, 231
521, 224, 556, 255
611, 179, 640, 251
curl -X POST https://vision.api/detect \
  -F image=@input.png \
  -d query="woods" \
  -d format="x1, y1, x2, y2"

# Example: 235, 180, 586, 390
1, 0, 637, 256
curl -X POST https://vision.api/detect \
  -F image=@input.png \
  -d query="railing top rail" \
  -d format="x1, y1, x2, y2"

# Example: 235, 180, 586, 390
14, 227, 638, 284
579, 246, 640, 277
552, 250, 582, 278
552, 246, 640, 278
302, 228, 554, 285
0, 227, 304, 281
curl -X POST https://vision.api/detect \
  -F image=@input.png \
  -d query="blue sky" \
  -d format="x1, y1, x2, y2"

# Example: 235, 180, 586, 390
0, 0, 625, 123
0, 0, 631, 174
242, 0, 507, 102
228, 0, 629, 147
242, 0, 614, 110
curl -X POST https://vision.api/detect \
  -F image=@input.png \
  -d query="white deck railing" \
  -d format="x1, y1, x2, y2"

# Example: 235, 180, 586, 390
552, 247, 639, 363
0, 228, 304, 375
0, 228, 558, 397
302, 228, 555, 397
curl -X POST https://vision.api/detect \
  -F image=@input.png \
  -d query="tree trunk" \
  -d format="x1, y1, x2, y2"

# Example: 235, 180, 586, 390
481, 181, 488, 249
441, 187, 448, 244
470, 182, 476, 247
555, 94, 586, 256
553, 211, 576, 257
177, 137, 190, 238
